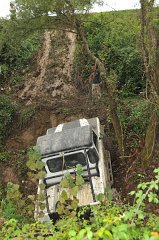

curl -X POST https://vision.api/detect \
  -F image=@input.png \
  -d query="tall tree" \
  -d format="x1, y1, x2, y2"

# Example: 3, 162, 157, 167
13, 0, 124, 155
140, 0, 159, 101
139, 0, 158, 165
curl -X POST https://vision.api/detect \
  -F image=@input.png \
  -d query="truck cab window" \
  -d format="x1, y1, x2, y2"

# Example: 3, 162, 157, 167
93, 131, 98, 150
47, 152, 86, 173
87, 148, 99, 164
47, 158, 63, 173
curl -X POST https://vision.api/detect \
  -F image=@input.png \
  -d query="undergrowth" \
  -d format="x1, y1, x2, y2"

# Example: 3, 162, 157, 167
0, 95, 15, 146
118, 97, 153, 152
19, 106, 36, 128
0, 197, 159, 239
0, 148, 159, 240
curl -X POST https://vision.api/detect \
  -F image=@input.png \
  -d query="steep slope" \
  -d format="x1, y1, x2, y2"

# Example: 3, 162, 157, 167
2, 28, 116, 207
6, 28, 109, 151
19, 30, 77, 105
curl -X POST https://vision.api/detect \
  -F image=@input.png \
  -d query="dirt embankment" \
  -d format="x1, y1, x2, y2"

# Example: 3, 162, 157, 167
19, 30, 77, 105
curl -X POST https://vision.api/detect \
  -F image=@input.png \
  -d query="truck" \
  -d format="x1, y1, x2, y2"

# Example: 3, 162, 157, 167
35, 117, 113, 222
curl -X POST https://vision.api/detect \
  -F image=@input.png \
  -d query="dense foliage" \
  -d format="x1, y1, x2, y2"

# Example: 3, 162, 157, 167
0, 95, 15, 145
0, 206, 159, 240
0, 168, 159, 240
117, 97, 153, 150
0, 18, 42, 87
74, 10, 144, 96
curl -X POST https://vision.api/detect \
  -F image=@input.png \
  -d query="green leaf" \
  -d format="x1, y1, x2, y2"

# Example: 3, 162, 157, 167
87, 230, 93, 239
153, 198, 159, 204
37, 171, 46, 179
77, 229, 87, 239
137, 212, 144, 220
56, 203, 64, 214
36, 161, 45, 170
105, 230, 112, 237
59, 190, 68, 203
154, 168, 159, 174
96, 193, 105, 202
97, 227, 105, 238
38, 193, 45, 202
39, 203, 46, 210
71, 198, 79, 209
76, 175, 84, 186
60, 178, 69, 188
28, 195, 35, 201
69, 210, 76, 218
38, 211, 44, 218
69, 230, 77, 237
76, 164, 83, 175
70, 186, 78, 196
129, 191, 136, 196
39, 183, 45, 190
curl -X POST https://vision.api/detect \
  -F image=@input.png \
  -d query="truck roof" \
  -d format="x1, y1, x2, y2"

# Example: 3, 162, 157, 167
46, 119, 81, 135
36, 125, 93, 156
46, 117, 99, 135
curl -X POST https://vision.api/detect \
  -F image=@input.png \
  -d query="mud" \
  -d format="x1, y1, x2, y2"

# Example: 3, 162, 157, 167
2, 167, 19, 184
19, 30, 77, 105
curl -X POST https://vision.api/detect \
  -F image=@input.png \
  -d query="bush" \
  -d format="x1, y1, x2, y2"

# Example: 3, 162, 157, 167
0, 95, 15, 145
74, 10, 144, 96
19, 107, 36, 128
0, 150, 11, 163
0, 202, 159, 240
118, 98, 152, 134
0, 18, 42, 86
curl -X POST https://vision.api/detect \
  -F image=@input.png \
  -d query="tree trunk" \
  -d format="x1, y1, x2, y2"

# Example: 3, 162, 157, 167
140, 0, 159, 165
140, 0, 159, 102
75, 20, 124, 156
138, 112, 157, 166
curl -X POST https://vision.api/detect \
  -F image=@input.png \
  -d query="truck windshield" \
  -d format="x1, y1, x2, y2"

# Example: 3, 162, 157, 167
47, 152, 86, 173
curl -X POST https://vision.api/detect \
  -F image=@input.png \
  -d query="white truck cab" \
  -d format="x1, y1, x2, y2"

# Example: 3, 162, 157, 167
35, 117, 113, 222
